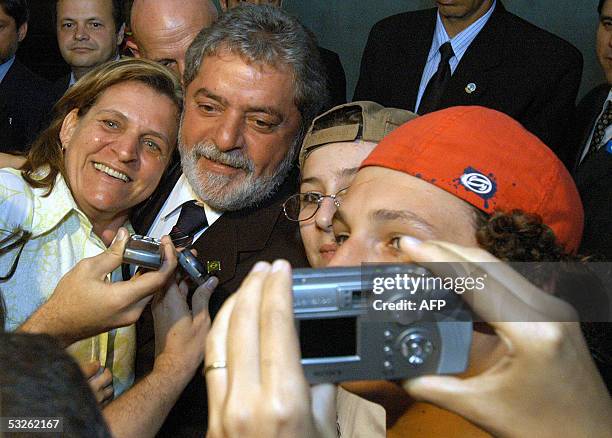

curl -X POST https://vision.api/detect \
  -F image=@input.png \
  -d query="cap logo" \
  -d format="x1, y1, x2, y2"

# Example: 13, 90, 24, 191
455, 167, 498, 210
460, 172, 493, 194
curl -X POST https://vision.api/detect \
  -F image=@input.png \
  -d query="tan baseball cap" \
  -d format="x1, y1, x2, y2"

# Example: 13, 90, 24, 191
299, 101, 418, 168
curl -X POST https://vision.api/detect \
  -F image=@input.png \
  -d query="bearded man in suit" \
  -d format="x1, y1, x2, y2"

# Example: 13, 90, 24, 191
130, 4, 328, 435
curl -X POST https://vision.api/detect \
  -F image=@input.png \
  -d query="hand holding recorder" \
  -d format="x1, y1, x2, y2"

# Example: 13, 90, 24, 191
19, 228, 177, 346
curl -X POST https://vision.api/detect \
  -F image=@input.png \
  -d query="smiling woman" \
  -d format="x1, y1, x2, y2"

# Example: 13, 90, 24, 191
0, 58, 181, 399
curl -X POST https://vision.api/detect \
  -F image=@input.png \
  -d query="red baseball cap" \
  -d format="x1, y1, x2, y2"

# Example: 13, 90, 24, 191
361, 106, 584, 253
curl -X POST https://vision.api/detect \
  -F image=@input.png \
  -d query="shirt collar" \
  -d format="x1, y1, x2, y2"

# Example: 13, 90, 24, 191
159, 174, 222, 225
430, 0, 496, 63
27, 170, 89, 237
0, 56, 16, 84
30, 170, 132, 240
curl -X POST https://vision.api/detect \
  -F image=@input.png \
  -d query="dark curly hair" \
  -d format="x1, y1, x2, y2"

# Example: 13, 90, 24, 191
475, 209, 570, 262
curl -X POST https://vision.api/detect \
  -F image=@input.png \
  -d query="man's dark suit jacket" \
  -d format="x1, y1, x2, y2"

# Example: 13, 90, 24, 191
571, 84, 611, 261
0, 59, 54, 153
353, 2, 583, 163
131, 160, 309, 436
50, 73, 71, 104
319, 46, 346, 109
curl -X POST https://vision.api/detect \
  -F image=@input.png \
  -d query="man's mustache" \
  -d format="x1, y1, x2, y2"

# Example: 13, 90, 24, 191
188, 141, 254, 172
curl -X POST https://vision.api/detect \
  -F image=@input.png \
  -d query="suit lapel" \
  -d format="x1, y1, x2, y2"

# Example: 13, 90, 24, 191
0, 61, 24, 111
573, 86, 610, 172
190, 213, 239, 286
189, 166, 298, 287
404, 9, 438, 110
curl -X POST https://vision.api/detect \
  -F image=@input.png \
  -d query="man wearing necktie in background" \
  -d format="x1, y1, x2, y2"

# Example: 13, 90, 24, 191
353, 0, 582, 164
572, 0, 612, 263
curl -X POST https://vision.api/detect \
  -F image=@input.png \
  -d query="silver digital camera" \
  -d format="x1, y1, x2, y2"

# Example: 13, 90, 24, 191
293, 264, 472, 384
123, 234, 211, 285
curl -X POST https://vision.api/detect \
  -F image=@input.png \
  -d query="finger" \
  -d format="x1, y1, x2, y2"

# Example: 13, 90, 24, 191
260, 260, 304, 389
428, 241, 577, 320
81, 228, 129, 279
97, 367, 113, 388
398, 238, 575, 347
80, 360, 101, 380
118, 237, 180, 304
311, 384, 338, 438
177, 279, 189, 300
101, 383, 115, 401
205, 293, 237, 435
159, 235, 179, 274
193, 276, 218, 319
402, 374, 484, 422
227, 262, 271, 388
153, 280, 190, 321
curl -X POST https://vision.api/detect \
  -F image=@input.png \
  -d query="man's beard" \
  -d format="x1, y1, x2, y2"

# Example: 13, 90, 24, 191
179, 139, 296, 211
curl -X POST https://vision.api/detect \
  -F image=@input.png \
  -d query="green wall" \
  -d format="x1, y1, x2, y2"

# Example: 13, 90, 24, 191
279, 0, 603, 101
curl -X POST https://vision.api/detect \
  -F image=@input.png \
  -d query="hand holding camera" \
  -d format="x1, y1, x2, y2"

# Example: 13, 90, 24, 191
398, 238, 612, 438
19, 228, 177, 346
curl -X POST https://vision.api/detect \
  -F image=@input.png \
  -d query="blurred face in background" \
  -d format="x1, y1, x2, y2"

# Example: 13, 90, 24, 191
129, 0, 218, 79
435, 0, 492, 20
56, 0, 123, 76
597, 0, 612, 84
0, 5, 26, 64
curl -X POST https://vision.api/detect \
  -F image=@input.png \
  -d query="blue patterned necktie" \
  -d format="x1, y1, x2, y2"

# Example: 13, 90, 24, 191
169, 200, 208, 248
586, 100, 612, 160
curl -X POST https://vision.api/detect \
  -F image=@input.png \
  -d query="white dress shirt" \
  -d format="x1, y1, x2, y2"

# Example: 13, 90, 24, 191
147, 173, 222, 241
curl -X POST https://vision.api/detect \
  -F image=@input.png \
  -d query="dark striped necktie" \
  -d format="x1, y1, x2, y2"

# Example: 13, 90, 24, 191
418, 41, 455, 115
169, 200, 208, 248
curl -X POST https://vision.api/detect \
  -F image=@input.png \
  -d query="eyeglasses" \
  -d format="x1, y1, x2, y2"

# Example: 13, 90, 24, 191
283, 187, 349, 222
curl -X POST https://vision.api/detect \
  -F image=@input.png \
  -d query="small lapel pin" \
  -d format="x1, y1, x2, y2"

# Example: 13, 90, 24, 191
206, 260, 221, 274
8, 117, 12, 125
465, 83, 477, 94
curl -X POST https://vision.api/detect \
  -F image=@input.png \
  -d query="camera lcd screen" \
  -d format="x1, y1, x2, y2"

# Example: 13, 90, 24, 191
299, 317, 357, 359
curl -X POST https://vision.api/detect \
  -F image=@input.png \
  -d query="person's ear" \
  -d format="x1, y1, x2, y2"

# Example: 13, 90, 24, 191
116, 22, 126, 46
59, 109, 80, 150
17, 22, 28, 43
126, 38, 141, 58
